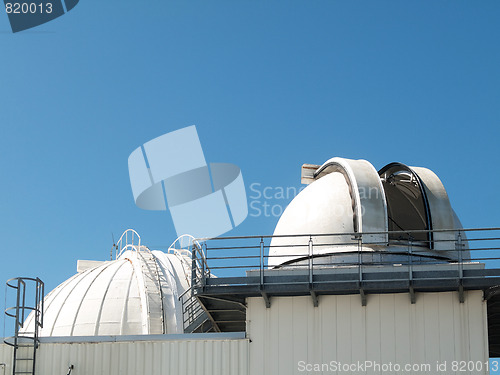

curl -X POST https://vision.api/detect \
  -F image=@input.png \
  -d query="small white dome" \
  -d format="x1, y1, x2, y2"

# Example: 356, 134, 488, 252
21, 237, 192, 337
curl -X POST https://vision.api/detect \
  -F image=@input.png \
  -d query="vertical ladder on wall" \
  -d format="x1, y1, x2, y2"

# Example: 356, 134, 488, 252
4, 277, 44, 375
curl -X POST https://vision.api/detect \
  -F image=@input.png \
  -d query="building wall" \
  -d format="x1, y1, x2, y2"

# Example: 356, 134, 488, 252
247, 291, 489, 375
0, 335, 249, 375
0, 291, 489, 375
0, 344, 13, 375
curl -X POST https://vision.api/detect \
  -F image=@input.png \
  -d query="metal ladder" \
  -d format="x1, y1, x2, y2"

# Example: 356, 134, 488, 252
139, 251, 165, 333
115, 230, 166, 333
4, 277, 44, 375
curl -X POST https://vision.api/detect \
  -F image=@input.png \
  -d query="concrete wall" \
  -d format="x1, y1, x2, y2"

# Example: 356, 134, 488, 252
247, 291, 489, 375
0, 334, 249, 375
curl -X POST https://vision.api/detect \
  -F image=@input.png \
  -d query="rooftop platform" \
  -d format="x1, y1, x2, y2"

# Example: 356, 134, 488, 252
181, 228, 500, 356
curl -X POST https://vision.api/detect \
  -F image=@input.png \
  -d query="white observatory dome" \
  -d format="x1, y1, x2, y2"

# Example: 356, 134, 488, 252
21, 231, 193, 337
269, 157, 467, 267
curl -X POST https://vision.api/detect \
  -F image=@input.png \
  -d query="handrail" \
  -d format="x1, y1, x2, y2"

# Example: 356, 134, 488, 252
188, 228, 500, 304
116, 229, 142, 259
167, 234, 196, 259
171, 235, 212, 332
166, 234, 200, 292
182, 228, 500, 326
193, 227, 500, 242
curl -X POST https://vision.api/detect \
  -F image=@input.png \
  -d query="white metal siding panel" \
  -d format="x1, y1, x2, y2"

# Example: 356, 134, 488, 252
352, 295, 366, 363
278, 297, 293, 374
320, 295, 336, 368
380, 294, 396, 365
248, 291, 489, 375
0, 339, 249, 375
0, 344, 13, 374
423, 292, 440, 363
395, 293, 411, 369
469, 292, 490, 363
438, 292, 455, 361
247, 296, 265, 375
336, 295, 351, 364
292, 298, 306, 374
365, 293, 381, 371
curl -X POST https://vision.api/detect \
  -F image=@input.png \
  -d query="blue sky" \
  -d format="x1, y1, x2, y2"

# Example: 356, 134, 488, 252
1, 0, 500, 341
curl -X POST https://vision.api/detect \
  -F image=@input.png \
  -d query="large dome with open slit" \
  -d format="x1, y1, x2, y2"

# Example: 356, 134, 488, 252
268, 157, 468, 267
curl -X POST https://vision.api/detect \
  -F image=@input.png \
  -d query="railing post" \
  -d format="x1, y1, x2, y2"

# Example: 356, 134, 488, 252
409, 238, 415, 304
308, 236, 318, 307
202, 243, 208, 290
357, 235, 362, 284
260, 237, 264, 288
356, 234, 366, 306
14, 279, 20, 342
259, 237, 270, 308
457, 232, 464, 303
308, 236, 313, 285
191, 243, 198, 291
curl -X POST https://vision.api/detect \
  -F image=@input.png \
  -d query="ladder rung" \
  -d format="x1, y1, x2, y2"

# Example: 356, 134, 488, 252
16, 358, 34, 360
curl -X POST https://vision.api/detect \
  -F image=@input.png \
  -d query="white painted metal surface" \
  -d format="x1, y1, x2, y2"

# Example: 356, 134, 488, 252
314, 157, 388, 241
0, 344, 12, 375
77, 260, 109, 273
269, 157, 468, 266
0, 335, 249, 375
247, 290, 489, 375
21, 245, 191, 336
411, 166, 468, 256
269, 172, 356, 266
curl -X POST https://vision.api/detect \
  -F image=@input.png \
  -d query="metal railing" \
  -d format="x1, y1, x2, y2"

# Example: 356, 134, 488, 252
167, 234, 194, 259
178, 287, 210, 332
188, 228, 500, 297
115, 229, 142, 259
177, 241, 213, 332
170, 235, 211, 333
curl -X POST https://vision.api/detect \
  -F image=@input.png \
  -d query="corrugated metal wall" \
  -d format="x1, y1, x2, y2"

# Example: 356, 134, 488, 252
0, 344, 13, 375
0, 291, 488, 375
0, 338, 249, 375
247, 291, 489, 375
